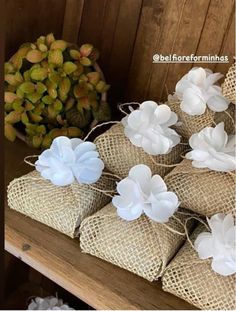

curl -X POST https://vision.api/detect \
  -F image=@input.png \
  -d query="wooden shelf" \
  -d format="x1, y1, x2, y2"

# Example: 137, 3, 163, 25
5, 139, 195, 310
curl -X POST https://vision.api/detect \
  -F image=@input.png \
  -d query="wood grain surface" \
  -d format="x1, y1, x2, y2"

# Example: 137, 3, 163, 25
5, 0, 235, 103
4, 139, 196, 310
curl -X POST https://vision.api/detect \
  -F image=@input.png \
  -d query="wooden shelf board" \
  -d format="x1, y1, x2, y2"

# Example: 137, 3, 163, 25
5, 139, 196, 310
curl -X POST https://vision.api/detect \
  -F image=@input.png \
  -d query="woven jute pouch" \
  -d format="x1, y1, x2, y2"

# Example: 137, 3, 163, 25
94, 123, 187, 179
162, 224, 236, 310
167, 101, 235, 140
222, 61, 236, 103
79, 202, 193, 281
164, 159, 236, 217
7, 170, 116, 238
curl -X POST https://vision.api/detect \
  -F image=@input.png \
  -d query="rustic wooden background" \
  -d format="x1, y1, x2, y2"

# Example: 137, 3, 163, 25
6, 0, 235, 105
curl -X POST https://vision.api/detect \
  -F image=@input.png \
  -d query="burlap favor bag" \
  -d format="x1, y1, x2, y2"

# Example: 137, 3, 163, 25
222, 61, 236, 103
167, 101, 235, 140
162, 224, 236, 310
95, 123, 187, 179
80, 202, 193, 281
164, 159, 235, 217
7, 170, 116, 238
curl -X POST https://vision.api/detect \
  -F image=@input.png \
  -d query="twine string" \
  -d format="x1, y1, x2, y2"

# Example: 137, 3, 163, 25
184, 216, 210, 250
103, 171, 122, 181
117, 102, 140, 116
83, 121, 120, 141
161, 221, 185, 236
24, 155, 38, 167
88, 184, 117, 198
149, 155, 183, 168
223, 110, 236, 129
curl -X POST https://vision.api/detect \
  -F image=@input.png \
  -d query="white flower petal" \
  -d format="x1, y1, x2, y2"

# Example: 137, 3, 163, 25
211, 122, 228, 150
74, 141, 96, 158
185, 149, 209, 162
194, 232, 214, 259
175, 79, 193, 99
42, 168, 75, 186
127, 110, 142, 130
222, 214, 235, 235
180, 88, 206, 115
162, 111, 178, 127
150, 175, 167, 194
207, 95, 229, 112
143, 134, 171, 155
116, 204, 143, 221
154, 105, 172, 124
205, 157, 235, 172
140, 100, 157, 112
153, 191, 179, 207
75, 167, 103, 184
144, 200, 177, 223
191, 160, 208, 168
225, 226, 236, 246
128, 164, 152, 195
77, 151, 100, 163
112, 195, 133, 210
116, 178, 141, 198
211, 258, 236, 276
50, 136, 72, 155
187, 67, 206, 86
189, 131, 210, 151
204, 72, 223, 88
70, 137, 83, 150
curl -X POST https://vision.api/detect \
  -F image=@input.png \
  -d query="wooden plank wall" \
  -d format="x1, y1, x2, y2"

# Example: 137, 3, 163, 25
6, 0, 235, 105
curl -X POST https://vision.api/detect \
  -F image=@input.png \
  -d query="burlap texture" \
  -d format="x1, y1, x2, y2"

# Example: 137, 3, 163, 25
162, 224, 236, 310
95, 123, 187, 179
167, 101, 235, 140
79, 202, 193, 281
7, 170, 116, 238
222, 62, 236, 103
165, 159, 236, 217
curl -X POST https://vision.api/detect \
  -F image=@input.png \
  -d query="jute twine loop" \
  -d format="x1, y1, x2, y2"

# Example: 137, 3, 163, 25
183, 216, 210, 250
117, 102, 140, 115
83, 120, 120, 141
161, 214, 186, 236
24, 155, 38, 167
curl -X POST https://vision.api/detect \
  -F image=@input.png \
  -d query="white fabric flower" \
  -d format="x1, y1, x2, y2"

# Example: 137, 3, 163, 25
194, 213, 236, 276
112, 164, 179, 222
121, 101, 180, 155
186, 122, 236, 172
175, 67, 229, 115
35, 136, 104, 186
28, 296, 74, 310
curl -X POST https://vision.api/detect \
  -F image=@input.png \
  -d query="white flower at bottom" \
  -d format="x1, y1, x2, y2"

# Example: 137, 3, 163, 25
186, 122, 236, 172
35, 136, 104, 186
112, 164, 179, 223
28, 296, 74, 310
194, 213, 236, 276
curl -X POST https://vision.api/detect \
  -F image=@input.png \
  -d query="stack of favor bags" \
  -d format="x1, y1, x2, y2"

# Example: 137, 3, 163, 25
8, 63, 235, 310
